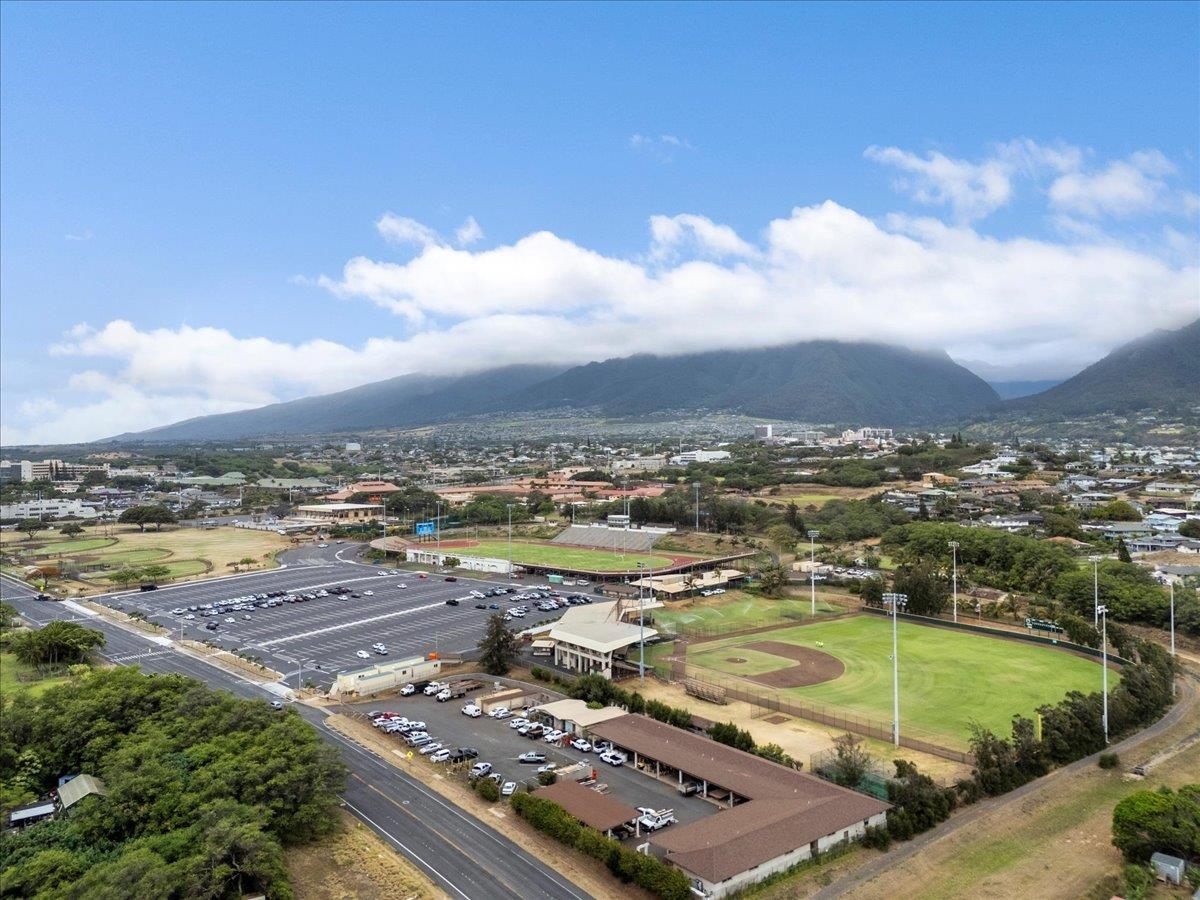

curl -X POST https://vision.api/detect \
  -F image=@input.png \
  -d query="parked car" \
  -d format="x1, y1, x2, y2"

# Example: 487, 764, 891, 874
444, 576, 458, 582
462, 704, 482, 717
570, 738, 592, 752
600, 750, 628, 766
470, 762, 492, 777
429, 749, 452, 763
501, 781, 516, 796
446, 599, 460, 606
400, 683, 417, 695
536, 763, 557, 774
418, 742, 444, 756
356, 650, 371, 659
489, 706, 510, 719
270, 700, 285, 710
459, 747, 479, 759
517, 752, 546, 764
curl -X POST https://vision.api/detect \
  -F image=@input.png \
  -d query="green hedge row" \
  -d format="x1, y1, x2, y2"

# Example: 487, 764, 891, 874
508, 792, 692, 900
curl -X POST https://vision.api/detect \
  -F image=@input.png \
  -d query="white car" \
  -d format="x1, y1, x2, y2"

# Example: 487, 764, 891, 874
397, 583, 408, 589
489, 706, 509, 719
364, 590, 374, 596
377, 570, 389, 576
400, 684, 417, 696
462, 704, 482, 717
501, 781, 516, 797
470, 762, 492, 777
543, 730, 565, 744
493, 709, 512, 720
318, 543, 329, 548
356, 650, 371, 659
224, 617, 236, 623
600, 750, 628, 766
508, 718, 529, 729
536, 763, 557, 774
418, 742, 444, 755
429, 749, 452, 763
570, 738, 592, 752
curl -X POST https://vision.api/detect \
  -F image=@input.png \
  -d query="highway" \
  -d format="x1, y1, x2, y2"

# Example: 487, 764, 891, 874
1, 572, 592, 900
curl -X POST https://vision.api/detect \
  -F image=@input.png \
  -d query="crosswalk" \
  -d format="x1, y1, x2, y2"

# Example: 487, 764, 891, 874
106, 649, 174, 664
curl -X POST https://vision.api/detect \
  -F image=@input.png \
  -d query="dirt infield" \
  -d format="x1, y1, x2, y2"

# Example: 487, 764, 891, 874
742, 640, 844, 688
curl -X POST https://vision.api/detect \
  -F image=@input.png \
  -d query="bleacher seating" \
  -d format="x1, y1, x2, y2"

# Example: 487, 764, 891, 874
551, 524, 662, 553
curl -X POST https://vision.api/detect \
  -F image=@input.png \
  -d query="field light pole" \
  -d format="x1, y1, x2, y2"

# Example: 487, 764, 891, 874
807, 530, 820, 615
436, 501, 443, 560
948, 541, 959, 623
1169, 580, 1176, 658
506, 504, 515, 576
693, 482, 701, 531
636, 561, 647, 683
1098, 604, 1109, 744
883, 592, 908, 747
1090, 555, 1101, 628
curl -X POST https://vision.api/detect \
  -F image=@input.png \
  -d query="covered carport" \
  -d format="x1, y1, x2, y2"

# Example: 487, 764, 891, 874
533, 779, 639, 838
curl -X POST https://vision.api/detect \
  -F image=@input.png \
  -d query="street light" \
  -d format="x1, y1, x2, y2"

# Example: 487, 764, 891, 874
1169, 580, 1176, 658
948, 541, 960, 624
692, 482, 701, 531
807, 530, 820, 615
436, 501, 443, 562
883, 592, 908, 746
506, 503, 516, 576
1089, 555, 1102, 628
1098, 604, 1109, 744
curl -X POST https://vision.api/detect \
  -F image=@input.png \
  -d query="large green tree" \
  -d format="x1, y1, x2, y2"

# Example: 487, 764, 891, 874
118, 505, 178, 532
477, 614, 519, 675
1112, 785, 1200, 863
8, 621, 105, 667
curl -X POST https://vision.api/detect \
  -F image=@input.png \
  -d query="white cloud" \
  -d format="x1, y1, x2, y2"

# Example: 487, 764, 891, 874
864, 145, 1015, 221
629, 133, 693, 163
65, 229, 93, 241
7, 197, 1196, 445
1048, 151, 1180, 218
455, 216, 484, 247
375, 213, 445, 248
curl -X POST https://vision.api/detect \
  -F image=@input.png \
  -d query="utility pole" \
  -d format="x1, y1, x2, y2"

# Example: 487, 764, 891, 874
883, 592, 908, 746
1098, 604, 1109, 744
948, 541, 959, 623
807, 530, 820, 615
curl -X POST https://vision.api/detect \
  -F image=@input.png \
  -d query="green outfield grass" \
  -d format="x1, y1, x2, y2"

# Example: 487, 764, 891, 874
26, 538, 117, 556
446, 539, 691, 572
653, 593, 841, 632
85, 548, 173, 566
0, 652, 72, 699
683, 616, 1113, 747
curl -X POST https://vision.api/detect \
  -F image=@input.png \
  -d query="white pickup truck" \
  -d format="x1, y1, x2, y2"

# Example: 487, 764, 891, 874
637, 808, 677, 831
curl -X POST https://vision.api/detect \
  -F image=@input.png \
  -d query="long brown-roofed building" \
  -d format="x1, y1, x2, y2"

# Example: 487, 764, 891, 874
533, 779, 640, 836
586, 714, 889, 897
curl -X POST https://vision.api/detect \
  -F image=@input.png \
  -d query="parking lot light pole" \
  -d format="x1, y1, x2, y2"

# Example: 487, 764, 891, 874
883, 592, 908, 747
506, 504, 515, 576
948, 541, 959, 623
807, 530, 820, 615
436, 501, 443, 561
1098, 604, 1109, 744
1090, 555, 1101, 627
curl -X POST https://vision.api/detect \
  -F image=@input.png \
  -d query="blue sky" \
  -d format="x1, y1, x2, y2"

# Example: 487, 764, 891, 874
2, 1, 1198, 444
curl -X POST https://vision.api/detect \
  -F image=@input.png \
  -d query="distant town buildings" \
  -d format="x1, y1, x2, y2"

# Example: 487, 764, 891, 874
0, 459, 108, 483
669, 449, 732, 465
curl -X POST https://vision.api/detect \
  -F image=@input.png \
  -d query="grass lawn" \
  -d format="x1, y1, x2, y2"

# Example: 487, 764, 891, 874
446, 539, 690, 572
0, 651, 71, 699
26, 537, 116, 556
654, 592, 841, 633
688, 646, 805, 677
0, 526, 291, 594
683, 616, 1112, 747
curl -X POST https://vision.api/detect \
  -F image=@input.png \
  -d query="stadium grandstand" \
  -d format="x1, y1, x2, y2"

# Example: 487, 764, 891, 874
551, 523, 670, 554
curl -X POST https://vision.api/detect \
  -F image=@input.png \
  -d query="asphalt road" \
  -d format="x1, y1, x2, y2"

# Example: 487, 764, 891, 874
88, 543, 570, 687
1, 572, 592, 900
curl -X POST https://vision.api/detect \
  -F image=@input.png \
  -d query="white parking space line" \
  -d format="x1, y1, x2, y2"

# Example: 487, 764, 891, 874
254, 601, 448, 647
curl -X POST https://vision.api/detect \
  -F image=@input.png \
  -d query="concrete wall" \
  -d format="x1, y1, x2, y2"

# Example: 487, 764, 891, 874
404, 549, 511, 573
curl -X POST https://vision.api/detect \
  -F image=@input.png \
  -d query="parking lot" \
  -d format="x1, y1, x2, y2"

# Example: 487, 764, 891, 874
99, 556, 573, 686
346, 687, 715, 835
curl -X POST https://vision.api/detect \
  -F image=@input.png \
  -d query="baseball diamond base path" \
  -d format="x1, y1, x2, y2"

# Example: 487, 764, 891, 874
742, 640, 846, 688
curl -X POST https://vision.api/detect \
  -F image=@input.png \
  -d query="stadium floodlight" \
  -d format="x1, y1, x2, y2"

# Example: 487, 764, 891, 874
948, 541, 960, 623
1089, 555, 1102, 627
506, 504, 516, 576
807, 530, 821, 615
1098, 604, 1109, 744
882, 592, 908, 746
693, 482, 701, 531
636, 561, 647, 683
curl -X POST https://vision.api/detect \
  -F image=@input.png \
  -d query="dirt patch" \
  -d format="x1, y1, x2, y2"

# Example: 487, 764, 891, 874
287, 808, 445, 900
742, 641, 845, 687
765, 714, 789, 725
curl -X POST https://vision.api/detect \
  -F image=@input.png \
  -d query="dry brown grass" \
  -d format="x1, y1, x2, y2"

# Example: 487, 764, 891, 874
286, 808, 446, 900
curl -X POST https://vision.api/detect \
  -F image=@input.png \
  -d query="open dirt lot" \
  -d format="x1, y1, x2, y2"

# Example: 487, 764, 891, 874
286, 808, 446, 900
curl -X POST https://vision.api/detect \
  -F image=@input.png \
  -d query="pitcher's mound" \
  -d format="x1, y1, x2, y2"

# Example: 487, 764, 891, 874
726, 657, 748, 664
742, 640, 844, 687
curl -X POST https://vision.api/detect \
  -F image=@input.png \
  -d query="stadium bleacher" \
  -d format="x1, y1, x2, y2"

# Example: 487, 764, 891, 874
552, 524, 662, 553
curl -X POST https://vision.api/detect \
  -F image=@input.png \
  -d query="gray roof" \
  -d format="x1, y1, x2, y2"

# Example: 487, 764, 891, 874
58, 774, 107, 810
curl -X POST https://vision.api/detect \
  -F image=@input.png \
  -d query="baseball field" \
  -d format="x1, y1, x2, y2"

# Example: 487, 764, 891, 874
681, 616, 1114, 748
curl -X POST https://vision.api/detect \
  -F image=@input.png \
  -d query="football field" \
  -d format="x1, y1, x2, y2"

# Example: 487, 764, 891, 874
434, 538, 702, 572
683, 616, 1113, 747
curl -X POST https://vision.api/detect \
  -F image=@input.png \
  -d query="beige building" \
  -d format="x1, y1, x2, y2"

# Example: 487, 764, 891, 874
293, 502, 384, 523
548, 601, 657, 678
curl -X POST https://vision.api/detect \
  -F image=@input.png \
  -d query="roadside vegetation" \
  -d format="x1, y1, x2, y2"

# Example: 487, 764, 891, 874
0, 668, 347, 898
